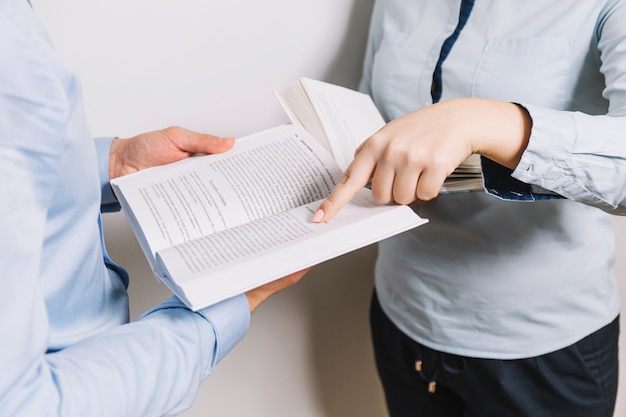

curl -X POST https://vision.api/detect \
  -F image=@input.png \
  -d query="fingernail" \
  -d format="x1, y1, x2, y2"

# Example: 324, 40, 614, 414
312, 208, 324, 223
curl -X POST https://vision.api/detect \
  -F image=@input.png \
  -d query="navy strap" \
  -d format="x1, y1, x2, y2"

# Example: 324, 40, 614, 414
431, 0, 475, 103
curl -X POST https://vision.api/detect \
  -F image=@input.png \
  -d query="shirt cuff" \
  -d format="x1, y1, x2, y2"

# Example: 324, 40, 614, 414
483, 103, 565, 202
94, 136, 121, 212
195, 294, 250, 366
482, 157, 560, 201
143, 294, 250, 370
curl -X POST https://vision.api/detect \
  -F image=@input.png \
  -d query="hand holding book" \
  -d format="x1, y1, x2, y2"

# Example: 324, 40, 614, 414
111, 124, 426, 310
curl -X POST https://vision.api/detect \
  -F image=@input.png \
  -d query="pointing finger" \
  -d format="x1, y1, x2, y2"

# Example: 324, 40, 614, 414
312, 154, 375, 223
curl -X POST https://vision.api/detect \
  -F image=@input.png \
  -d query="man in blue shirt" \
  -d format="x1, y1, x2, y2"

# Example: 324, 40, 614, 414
0, 0, 306, 416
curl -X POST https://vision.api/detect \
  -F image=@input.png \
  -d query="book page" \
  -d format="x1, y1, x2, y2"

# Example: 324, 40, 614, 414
299, 78, 386, 171
275, 83, 331, 153
276, 78, 386, 171
111, 125, 343, 265
155, 188, 427, 310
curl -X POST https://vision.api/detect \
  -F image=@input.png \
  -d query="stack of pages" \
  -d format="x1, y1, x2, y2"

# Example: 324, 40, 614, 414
439, 154, 483, 193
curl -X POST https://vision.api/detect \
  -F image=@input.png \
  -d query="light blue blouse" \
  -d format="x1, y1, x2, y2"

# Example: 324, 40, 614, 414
363, 0, 625, 359
0, 0, 250, 415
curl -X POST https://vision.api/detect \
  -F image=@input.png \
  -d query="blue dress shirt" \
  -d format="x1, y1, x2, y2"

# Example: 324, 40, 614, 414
364, 0, 624, 358
0, 0, 250, 415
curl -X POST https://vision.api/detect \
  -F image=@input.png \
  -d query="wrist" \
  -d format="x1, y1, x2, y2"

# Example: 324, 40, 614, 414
470, 99, 531, 169
108, 137, 125, 180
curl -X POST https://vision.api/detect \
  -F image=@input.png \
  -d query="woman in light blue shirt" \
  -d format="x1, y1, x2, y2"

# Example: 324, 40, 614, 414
315, 1, 624, 416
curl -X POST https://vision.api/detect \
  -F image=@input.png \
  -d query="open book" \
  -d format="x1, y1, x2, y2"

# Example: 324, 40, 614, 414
111, 124, 427, 311
275, 77, 484, 193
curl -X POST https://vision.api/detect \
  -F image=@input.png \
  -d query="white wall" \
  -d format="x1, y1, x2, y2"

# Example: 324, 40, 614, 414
33, 1, 624, 416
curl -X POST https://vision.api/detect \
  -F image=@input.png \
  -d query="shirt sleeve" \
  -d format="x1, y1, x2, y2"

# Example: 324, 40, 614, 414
1, 124, 250, 416
95, 136, 121, 213
1, 140, 250, 417
498, 1, 626, 214
41, 295, 250, 417
1, 266, 249, 417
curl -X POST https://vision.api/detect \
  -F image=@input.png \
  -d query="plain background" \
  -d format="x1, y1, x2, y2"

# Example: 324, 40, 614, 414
32, 1, 624, 416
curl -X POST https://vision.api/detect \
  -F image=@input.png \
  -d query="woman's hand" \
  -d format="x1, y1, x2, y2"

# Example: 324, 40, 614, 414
312, 98, 531, 223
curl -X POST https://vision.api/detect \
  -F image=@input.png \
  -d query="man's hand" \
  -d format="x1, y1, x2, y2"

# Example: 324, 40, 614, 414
245, 268, 311, 312
108, 126, 235, 180
312, 98, 531, 223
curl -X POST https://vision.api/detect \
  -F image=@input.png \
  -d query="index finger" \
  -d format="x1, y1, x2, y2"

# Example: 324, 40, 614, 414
312, 155, 375, 223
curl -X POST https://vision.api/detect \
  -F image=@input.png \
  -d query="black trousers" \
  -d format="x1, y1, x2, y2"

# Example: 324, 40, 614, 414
370, 290, 620, 417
